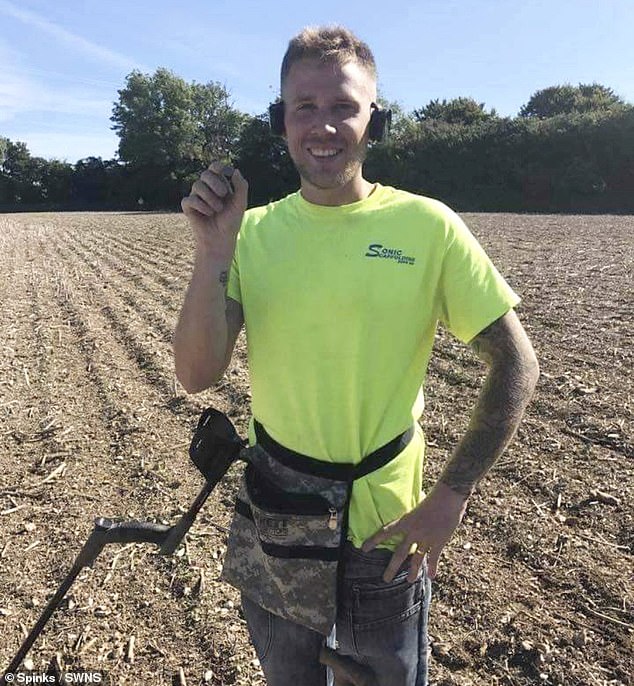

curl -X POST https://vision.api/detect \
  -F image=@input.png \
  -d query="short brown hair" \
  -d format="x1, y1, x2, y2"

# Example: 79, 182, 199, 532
280, 25, 377, 90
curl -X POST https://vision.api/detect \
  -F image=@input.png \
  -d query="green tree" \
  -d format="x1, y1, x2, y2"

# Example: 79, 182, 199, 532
520, 83, 625, 118
233, 114, 298, 206
413, 97, 497, 125
0, 137, 8, 166
110, 68, 246, 207
0, 140, 46, 204
1, 140, 31, 177
113, 68, 187, 166
72, 157, 110, 205
0, 137, 11, 204
192, 82, 246, 164
41, 159, 74, 203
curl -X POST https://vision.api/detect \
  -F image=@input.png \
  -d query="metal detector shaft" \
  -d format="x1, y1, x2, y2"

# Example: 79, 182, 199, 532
2, 518, 169, 680
3, 474, 230, 678
159, 480, 214, 555
3, 557, 83, 681
3, 405, 242, 679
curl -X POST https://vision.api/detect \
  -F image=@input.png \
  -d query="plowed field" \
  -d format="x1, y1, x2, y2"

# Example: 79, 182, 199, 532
0, 211, 632, 686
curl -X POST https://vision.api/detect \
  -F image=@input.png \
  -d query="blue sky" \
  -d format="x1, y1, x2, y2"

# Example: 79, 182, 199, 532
1, 0, 632, 163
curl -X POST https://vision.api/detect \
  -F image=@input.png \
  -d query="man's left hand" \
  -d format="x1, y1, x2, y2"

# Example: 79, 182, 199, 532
361, 482, 469, 582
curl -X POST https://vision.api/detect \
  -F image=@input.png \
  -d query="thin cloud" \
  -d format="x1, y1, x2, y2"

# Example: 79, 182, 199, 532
0, 70, 112, 123
0, 39, 114, 123
11, 65, 122, 89
0, 0, 146, 72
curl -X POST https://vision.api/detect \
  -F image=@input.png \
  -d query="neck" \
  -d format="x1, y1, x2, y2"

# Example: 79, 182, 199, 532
300, 175, 375, 206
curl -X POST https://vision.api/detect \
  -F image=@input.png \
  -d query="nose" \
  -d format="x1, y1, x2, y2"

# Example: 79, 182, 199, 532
309, 109, 338, 136
309, 121, 337, 139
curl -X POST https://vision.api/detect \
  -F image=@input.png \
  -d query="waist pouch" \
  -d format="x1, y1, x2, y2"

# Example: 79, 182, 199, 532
221, 420, 414, 635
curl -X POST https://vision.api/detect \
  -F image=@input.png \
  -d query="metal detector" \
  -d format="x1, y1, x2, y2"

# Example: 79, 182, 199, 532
2, 408, 377, 686
2, 408, 244, 682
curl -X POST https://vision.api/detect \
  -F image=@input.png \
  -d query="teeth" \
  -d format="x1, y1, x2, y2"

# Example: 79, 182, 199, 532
310, 149, 339, 157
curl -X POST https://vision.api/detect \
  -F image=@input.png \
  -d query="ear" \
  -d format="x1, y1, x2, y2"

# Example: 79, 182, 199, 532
268, 101, 285, 136
369, 103, 392, 143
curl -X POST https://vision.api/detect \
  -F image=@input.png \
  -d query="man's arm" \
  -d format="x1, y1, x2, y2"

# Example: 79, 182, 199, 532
439, 308, 539, 495
363, 309, 539, 581
173, 250, 244, 393
173, 162, 248, 394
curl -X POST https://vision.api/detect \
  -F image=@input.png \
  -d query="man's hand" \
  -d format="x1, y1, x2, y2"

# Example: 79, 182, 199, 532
362, 482, 468, 583
363, 310, 538, 585
181, 162, 248, 261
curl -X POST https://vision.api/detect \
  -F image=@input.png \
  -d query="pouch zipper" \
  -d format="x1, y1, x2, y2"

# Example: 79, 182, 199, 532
328, 507, 338, 531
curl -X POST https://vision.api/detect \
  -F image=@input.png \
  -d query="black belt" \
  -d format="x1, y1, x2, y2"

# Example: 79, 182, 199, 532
253, 419, 415, 482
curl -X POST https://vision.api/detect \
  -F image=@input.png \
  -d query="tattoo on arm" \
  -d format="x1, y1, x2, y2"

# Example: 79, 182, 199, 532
439, 310, 539, 497
219, 270, 228, 288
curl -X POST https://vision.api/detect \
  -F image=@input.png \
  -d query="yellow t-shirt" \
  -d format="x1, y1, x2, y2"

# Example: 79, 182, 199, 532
228, 184, 519, 548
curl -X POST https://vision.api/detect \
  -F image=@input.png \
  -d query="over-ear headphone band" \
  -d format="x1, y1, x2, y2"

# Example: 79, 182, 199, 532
368, 104, 392, 143
268, 101, 285, 137
268, 102, 391, 142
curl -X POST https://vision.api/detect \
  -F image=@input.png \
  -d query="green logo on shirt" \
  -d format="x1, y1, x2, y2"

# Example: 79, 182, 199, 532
365, 244, 416, 265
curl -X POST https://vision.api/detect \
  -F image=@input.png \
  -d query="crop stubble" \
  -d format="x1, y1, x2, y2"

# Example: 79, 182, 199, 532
0, 211, 631, 686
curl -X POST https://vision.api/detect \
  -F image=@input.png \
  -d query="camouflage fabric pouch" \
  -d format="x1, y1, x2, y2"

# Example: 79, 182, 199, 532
221, 442, 349, 635
221, 421, 415, 636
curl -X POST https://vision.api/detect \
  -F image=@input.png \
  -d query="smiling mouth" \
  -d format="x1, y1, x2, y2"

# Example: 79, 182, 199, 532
308, 147, 343, 159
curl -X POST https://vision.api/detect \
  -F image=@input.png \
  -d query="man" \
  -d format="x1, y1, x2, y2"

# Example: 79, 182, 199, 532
174, 25, 539, 686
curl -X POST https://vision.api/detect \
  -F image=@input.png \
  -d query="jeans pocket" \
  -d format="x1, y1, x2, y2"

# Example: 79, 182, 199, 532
344, 573, 424, 665
351, 571, 423, 630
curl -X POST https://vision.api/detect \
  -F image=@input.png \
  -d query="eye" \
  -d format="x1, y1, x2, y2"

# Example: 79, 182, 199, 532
297, 103, 315, 112
334, 103, 357, 116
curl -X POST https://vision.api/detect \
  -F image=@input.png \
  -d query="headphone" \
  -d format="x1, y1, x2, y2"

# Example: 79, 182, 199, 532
268, 101, 392, 142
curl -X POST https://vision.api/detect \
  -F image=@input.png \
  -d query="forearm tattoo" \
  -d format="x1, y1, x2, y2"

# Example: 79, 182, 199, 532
439, 312, 539, 497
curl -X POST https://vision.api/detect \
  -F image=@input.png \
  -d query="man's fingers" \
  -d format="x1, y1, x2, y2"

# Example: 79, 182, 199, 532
361, 518, 402, 553
201, 165, 248, 213
181, 194, 213, 217
408, 547, 427, 583
208, 160, 229, 175
230, 168, 248, 205
427, 546, 441, 579
207, 161, 236, 195
382, 541, 410, 582
192, 179, 224, 212
200, 170, 231, 198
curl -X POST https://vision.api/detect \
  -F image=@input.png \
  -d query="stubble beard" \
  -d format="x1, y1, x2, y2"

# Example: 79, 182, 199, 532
293, 145, 368, 191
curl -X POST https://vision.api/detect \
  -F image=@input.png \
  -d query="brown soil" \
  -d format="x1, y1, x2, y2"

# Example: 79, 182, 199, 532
0, 211, 631, 686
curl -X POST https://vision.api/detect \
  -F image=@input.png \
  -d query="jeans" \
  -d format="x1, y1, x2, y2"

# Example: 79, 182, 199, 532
241, 542, 432, 686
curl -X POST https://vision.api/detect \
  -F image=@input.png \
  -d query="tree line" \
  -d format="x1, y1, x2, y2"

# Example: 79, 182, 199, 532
1, 69, 632, 213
